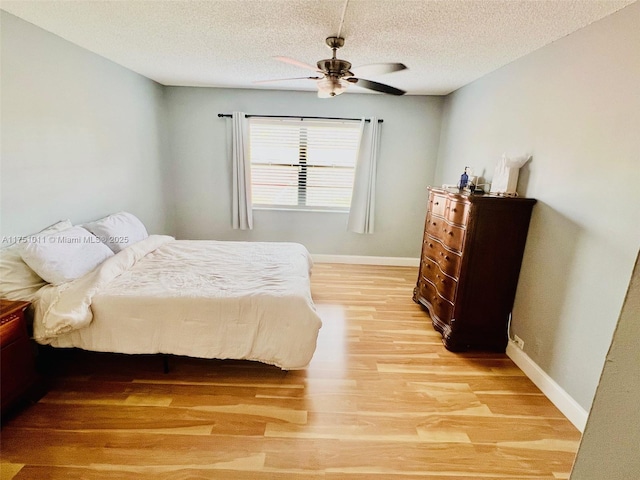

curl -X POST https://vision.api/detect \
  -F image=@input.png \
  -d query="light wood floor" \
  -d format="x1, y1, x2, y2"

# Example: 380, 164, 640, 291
0, 263, 581, 479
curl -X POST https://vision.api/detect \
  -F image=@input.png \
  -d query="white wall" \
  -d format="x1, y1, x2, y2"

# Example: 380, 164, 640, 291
165, 87, 443, 257
435, 2, 640, 410
570, 252, 640, 479
0, 12, 169, 238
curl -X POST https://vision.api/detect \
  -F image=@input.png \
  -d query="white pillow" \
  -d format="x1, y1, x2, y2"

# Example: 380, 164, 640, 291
34, 220, 73, 236
84, 212, 148, 253
20, 226, 114, 285
0, 220, 73, 301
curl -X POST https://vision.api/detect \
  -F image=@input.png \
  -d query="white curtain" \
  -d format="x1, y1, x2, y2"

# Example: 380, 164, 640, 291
348, 117, 381, 234
231, 111, 253, 230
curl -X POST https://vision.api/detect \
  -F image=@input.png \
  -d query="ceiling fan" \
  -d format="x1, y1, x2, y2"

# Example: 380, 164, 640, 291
256, 36, 407, 98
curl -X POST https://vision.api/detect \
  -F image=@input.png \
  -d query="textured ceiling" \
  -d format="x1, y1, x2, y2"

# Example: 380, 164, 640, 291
1, 0, 635, 95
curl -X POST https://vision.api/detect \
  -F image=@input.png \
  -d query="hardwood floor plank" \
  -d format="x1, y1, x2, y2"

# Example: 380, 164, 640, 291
0, 263, 580, 479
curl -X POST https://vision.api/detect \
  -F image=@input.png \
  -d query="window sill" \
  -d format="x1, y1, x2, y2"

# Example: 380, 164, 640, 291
253, 207, 349, 214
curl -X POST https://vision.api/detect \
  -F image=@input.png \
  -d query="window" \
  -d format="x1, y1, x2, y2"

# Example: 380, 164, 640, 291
249, 118, 361, 211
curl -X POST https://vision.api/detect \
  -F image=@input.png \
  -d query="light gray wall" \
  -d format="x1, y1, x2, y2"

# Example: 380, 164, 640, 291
434, 2, 640, 410
164, 87, 443, 257
0, 12, 169, 238
570, 252, 640, 479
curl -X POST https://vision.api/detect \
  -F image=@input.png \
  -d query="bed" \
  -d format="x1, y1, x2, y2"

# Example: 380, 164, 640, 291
0, 214, 322, 370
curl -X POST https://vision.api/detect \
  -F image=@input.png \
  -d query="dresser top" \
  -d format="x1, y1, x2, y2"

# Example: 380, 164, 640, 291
429, 186, 536, 204
0, 299, 30, 317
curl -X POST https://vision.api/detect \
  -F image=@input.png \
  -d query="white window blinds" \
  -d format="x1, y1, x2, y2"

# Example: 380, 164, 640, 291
248, 117, 362, 211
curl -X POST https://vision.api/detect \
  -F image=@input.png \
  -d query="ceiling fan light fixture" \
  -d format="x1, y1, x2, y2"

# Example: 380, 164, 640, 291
317, 76, 347, 98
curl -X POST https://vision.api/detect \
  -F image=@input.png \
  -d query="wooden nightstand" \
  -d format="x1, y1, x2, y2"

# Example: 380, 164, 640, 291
1, 299, 39, 417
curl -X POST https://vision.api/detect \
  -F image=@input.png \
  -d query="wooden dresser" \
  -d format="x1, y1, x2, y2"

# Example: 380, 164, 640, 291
1, 299, 39, 416
413, 187, 536, 352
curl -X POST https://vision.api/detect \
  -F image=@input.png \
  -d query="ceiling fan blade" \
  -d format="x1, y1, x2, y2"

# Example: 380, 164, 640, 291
253, 76, 322, 84
351, 78, 406, 96
274, 56, 322, 73
352, 63, 407, 77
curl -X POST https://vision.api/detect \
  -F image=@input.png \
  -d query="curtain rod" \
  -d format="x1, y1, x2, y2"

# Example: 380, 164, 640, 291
218, 113, 382, 123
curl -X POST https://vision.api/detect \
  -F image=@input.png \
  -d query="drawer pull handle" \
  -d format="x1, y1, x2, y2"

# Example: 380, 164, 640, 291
448, 232, 454, 236
434, 202, 439, 206
0, 314, 21, 326
432, 222, 437, 226
445, 256, 450, 260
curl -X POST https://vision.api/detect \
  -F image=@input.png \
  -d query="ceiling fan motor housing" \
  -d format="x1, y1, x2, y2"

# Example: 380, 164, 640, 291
318, 37, 353, 77
317, 58, 353, 77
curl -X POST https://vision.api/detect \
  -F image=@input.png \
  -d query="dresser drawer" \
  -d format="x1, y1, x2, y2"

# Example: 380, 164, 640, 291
421, 256, 458, 303
426, 216, 466, 252
0, 312, 26, 346
432, 293, 453, 325
420, 255, 437, 280
423, 237, 461, 278
434, 270, 457, 303
429, 193, 447, 217
418, 277, 454, 325
446, 199, 469, 225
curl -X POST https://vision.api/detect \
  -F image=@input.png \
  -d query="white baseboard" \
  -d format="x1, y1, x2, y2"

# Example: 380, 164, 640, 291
311, 254, 420, 267
506, 340, 588, 432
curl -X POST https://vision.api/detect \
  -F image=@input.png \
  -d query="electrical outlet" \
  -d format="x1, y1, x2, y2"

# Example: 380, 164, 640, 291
513, 335, 525, 350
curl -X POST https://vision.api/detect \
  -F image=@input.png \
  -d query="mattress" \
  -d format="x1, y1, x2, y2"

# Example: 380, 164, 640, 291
32, 236, 322, 369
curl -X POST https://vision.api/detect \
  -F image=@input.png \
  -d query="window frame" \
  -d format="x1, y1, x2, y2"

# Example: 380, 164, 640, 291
248, 117, 362, 213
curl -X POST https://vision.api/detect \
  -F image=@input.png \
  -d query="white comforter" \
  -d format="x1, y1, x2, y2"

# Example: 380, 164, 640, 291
33, 236, 322, 369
